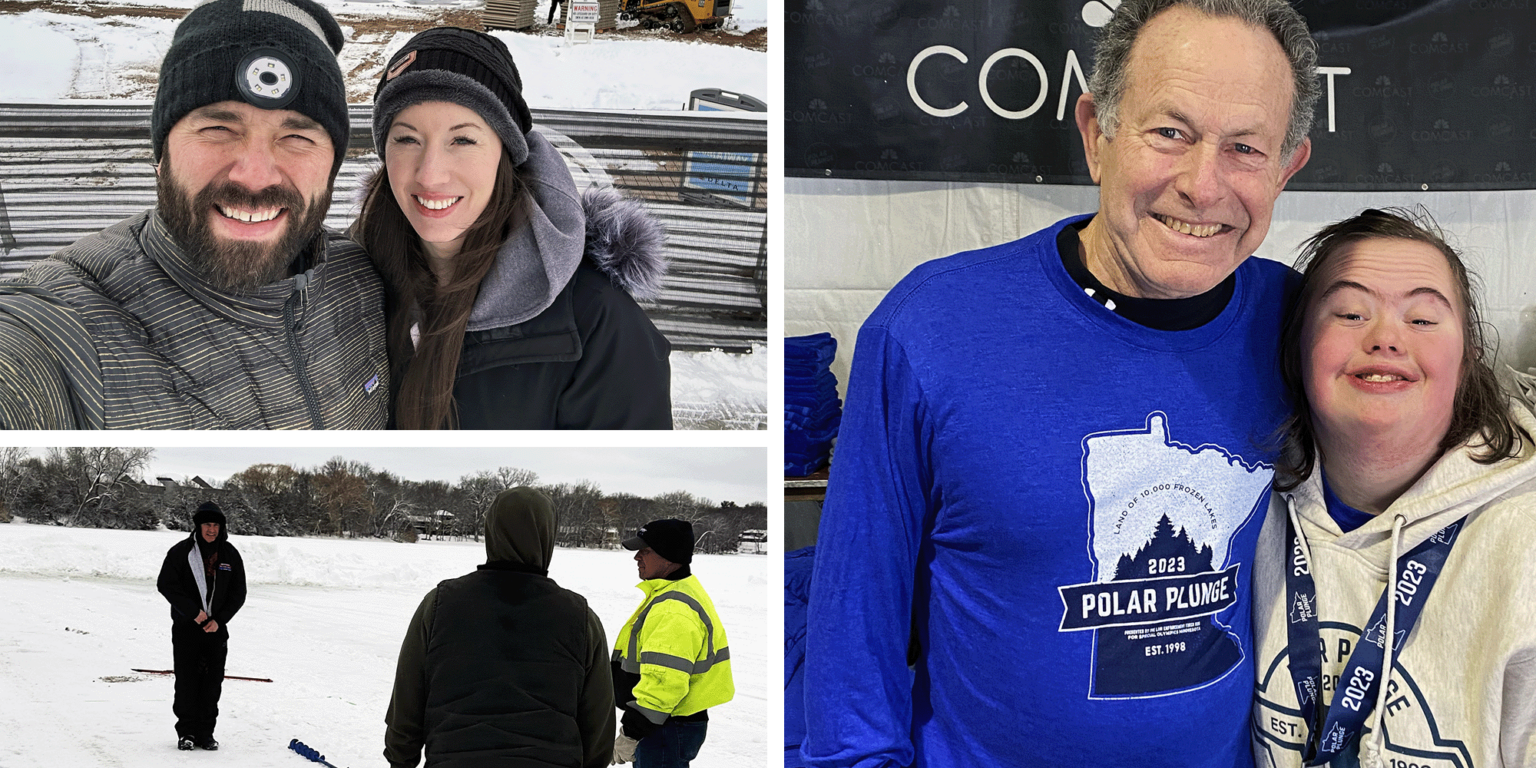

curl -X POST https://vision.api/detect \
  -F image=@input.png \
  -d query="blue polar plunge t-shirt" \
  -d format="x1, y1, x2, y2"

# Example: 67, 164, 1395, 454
803, 215, 1296, 768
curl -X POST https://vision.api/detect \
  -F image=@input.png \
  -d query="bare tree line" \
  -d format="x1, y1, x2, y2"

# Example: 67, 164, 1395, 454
0, 448, 766, 554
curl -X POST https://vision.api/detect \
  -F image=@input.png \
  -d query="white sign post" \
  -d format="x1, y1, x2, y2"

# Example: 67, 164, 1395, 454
565, 1, 599, 44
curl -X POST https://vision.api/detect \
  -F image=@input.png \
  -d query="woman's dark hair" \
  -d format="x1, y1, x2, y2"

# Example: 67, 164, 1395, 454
1274, 207, 1529, 490
357, 148, 527, 430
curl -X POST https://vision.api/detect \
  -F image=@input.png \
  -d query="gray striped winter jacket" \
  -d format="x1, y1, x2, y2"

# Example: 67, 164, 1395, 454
0, 209, 389, 429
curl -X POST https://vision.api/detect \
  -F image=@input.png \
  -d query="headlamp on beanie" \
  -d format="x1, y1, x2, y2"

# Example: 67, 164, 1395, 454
151, 0, 349, 171
236, 48, 299, 108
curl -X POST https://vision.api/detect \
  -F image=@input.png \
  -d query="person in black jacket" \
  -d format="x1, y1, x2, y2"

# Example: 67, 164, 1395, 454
384, 487, 615, 767
354, 27, 672, 430
156, 501, 247, 751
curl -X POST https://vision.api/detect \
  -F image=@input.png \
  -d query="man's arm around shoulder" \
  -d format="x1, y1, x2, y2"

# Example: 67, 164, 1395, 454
0, 286, 100, 429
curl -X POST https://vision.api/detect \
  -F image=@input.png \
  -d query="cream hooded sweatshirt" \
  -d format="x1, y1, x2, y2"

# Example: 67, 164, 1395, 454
1251, 404, 1536, 768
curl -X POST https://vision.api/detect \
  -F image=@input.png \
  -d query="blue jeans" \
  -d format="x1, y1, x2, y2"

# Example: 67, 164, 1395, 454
635, 719, 708, 768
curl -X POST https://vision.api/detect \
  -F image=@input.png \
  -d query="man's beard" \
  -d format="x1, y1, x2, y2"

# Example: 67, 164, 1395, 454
157, 156, 333, 294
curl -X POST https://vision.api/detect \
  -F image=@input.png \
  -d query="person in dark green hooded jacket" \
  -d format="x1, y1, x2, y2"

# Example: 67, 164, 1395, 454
384, 487, 615, 767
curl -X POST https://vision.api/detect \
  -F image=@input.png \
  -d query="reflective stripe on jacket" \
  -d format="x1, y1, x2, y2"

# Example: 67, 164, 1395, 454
613, 574, 734, 723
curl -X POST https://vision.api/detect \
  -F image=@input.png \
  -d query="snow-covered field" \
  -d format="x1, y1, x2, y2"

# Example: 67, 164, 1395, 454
0, 522, 767, 768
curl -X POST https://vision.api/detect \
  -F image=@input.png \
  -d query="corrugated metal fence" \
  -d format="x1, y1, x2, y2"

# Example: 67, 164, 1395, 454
0, 103, 767, 352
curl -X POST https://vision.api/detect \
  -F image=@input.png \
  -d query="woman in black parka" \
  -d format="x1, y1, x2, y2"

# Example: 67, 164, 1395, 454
355, 27, 672, 429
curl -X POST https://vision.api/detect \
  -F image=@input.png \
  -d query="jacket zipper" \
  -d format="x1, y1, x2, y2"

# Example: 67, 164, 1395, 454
284, 272, 325, 428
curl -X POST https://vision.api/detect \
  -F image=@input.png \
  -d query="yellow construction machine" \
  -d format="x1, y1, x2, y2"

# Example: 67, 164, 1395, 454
619, 0, 731, 32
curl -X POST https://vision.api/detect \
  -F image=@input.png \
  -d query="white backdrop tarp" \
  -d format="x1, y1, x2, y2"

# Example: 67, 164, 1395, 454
785, 179, 1536, 398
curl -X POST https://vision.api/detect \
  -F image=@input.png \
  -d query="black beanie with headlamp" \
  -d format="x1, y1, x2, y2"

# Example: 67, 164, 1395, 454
151, 0, 350, 172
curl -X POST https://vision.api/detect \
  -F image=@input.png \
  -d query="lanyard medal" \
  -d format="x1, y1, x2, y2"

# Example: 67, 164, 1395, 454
1283, 512, 1464, 765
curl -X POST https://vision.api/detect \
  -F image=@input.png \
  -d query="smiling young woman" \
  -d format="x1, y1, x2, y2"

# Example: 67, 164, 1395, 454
1250, 208, 1536, 768
1274, 208, 1523, 494
354, 27, 673, 430
382, 102, 505, 272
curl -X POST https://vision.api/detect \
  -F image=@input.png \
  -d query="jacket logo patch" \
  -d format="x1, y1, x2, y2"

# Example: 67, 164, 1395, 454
365, 374, 380, 394
217, 563, 233, 571
386, 50, 417, 81
1057, 412, 1274, 700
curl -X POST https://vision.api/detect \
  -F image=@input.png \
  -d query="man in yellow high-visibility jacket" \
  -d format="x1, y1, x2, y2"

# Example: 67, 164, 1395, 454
610, 519, 734, 767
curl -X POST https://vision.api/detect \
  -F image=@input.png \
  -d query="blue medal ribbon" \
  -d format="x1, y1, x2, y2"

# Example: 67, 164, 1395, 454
1283, 511, 1464, 765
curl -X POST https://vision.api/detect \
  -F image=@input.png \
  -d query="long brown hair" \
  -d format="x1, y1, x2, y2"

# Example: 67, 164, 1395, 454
1273, 207, 1529, 490
357, 148, 527, 429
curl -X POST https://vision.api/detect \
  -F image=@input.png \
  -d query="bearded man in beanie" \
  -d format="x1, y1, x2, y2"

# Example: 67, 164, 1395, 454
384, 487, 615, 768
156, 501, 248, 750
611, 520, 733, 767
0, 0, 389, 429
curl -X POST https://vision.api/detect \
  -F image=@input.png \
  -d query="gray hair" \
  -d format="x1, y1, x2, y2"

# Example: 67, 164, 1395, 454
1087, 0, 1319, 164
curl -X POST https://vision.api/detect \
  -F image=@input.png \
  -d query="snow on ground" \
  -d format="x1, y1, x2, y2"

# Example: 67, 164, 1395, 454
0, 0, 767, 106
0, 521, 766, 767
492, 35, 766, 111
0, 16, 74, 100
0, 0, 766, 27
673, 344, 767, 429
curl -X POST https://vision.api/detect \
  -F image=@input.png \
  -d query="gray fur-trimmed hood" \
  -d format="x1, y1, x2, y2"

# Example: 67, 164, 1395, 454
465, 131, 667, 332
579, 186, 667, 301
357, 129, 667, 332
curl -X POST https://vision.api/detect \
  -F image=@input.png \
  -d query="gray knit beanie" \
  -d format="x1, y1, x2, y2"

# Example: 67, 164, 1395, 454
372, 27, 532, 166
152, 0, 349, 172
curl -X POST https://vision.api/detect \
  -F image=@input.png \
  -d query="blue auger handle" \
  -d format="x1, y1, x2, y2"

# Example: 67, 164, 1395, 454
288, 739, 341, 768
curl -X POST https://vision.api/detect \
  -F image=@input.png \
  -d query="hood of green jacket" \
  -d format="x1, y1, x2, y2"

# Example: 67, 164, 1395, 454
484, 487, 555, 571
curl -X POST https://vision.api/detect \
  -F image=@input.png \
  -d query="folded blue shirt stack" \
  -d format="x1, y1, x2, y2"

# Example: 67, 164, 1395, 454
785, 333, 842, 477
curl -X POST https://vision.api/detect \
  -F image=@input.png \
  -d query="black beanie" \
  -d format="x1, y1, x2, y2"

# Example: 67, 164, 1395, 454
192, 501, 226, 528
372, 27, 533, 166
152, 0, 350, 172
621, 519, 694, 565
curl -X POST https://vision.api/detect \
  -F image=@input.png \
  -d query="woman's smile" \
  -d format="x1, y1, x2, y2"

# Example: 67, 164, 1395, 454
385, 101, 503, 260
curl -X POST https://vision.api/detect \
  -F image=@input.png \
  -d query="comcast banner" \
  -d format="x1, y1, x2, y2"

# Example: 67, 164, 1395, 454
785, 0, 1536, 190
